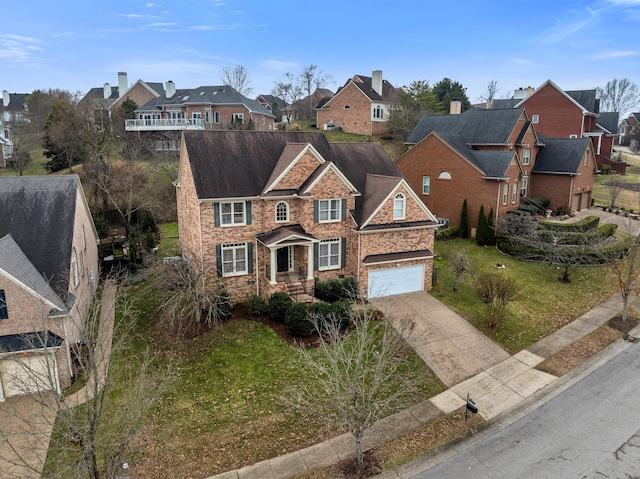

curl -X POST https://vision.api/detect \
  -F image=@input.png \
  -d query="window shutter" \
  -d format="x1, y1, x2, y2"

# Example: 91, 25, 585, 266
246, 201, 252, 225
215, 245, 222, 277
314, 200, 319, 223
247, 242, 254, 274
313, 243, 319, 271
341, 199, 347, 221
341, 238, 347, 268
214, 203, 221, 227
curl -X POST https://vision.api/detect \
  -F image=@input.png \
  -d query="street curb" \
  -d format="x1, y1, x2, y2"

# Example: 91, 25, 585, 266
375, 336, 635, 478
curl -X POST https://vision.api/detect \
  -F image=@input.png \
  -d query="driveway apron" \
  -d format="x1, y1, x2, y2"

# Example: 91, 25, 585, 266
372, 291, 510, 387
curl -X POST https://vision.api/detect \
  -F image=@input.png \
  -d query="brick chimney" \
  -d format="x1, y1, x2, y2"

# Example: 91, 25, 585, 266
118, 72, 128, 96
2, 90, 9, 106
166, 80, 176, 98
372, 70, 383, 96
103, 83, 111, 99
450, 99, 462, 115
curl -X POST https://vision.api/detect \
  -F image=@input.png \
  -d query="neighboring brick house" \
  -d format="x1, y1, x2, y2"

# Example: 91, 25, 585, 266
257, 94, 288, 122
530, 136, 596, 213
618, 112, 640, 147
0, 175, 99, 400
508, 80, 620, 173
176, 130, 438, 302
80, 72, 165, 112
396, 107, 595, 231
0, 91, 29, 167
316, 71, 396, 136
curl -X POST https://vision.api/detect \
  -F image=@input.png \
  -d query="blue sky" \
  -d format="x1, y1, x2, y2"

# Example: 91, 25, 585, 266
2, 0, 640, 109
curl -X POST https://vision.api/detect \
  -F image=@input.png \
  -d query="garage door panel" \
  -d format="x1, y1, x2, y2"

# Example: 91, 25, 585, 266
368, 264, 424, 298
1, 356, 55, 398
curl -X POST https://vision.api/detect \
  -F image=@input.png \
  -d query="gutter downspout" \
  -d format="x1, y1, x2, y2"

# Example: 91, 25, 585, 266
496, 181, 502, 221
569, 176, 575, 212
255, 238, 259, 296
357, 230, 361, 293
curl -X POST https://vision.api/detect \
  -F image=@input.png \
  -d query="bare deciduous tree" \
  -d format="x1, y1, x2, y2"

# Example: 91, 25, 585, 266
299, 65, 332, 123
609, 231, 640, 322
451, 250, 472, 292
478, 80, 500, 104
597, 78, 640, 116
606, 176, 626, 209
474, 273, 519, 330
287, 305, 422, 466
219, 64, 253, 97
272, 73, 303, 125
0, 281, 175, 479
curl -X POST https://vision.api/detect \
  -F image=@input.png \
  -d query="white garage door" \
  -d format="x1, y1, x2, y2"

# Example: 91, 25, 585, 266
368, 264, 424, 298
0, 355, 55, 398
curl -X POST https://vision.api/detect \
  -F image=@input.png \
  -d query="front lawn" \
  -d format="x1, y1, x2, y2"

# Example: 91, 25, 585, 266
431, 239, 617, 353
124, 280, 445, 478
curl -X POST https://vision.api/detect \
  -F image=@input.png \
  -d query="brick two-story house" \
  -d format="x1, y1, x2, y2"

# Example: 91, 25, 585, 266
619, 112, 640, 147
396, 108, 595, 230
0, 91, 29, 167
316, 71, 396, 136
0, 176, 99, 400
176, 130, 438, 302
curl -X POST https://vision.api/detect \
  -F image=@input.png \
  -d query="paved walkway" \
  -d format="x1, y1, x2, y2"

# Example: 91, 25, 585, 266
207, 290, 638, 479
372, 292, 510, 387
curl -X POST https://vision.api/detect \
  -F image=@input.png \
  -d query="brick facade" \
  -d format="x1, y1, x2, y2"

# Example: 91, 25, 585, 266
111, 82, 159, 111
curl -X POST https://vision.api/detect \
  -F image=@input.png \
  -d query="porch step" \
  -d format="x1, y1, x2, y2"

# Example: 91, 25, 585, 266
286, 283, 316, 304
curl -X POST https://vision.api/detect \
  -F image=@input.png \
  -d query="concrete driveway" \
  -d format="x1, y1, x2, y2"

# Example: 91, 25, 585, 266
0, 393, 57, 478
371, 292, 510, 387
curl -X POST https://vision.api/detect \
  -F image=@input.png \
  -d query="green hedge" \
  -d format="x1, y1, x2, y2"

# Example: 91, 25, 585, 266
539, 216, 600, 232
536, 223, 618, 245
267, 292, 293, 323
436, 225, 460, 240
285, 302, 313, 337
518, 205, 538, 215
497, 238, 628, 264
314, 278, 359, 302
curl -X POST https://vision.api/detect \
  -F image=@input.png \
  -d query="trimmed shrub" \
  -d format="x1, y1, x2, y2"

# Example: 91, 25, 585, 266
539, 216, 600, 232
332, 301, 353, 330
486, 208, 496, 246
436, 225, 460, 240
341, 277, 359, 300
528, 198, 551, 211
314, 278, 358, 302
459, 199, 470, 239
518, 205, 538, 215
476, 205, 487, 246
506, 209, 527, 216
245, 294, 268, 316
601, 165, 611, 175
285, 302, 313, 337
267, 292, 292, 322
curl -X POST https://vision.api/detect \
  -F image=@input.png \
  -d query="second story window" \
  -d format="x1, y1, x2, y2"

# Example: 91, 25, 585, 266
393, 193, 406, 220
522, 149, 531, 165
71, 248, 79, 288
0, 289, 7, 319
422, 176, 430, 195
214, 111, 220, 123
532, 114, 539, 124
275, 201, 289, 222
318, 199, 342, 222
373, 105, 383, 119
220, 201, 246, 226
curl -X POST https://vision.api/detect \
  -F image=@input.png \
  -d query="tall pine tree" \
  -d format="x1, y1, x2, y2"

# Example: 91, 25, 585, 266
476, 205, 487, 246
459, 199, 470, 239
486, 208, 496, 246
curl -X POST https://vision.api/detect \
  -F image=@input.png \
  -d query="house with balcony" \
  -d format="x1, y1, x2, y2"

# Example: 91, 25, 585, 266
176, 130, 438, 302
0, 91, 29, 167
316, 70, 396, 136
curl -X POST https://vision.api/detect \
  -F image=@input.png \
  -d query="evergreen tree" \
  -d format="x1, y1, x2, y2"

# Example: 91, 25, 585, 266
459, 199, 470, 239
476, 205, 487, 246
486, 208, 496, 246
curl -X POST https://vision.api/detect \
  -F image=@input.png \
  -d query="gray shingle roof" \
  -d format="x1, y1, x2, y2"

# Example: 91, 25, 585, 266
0, 235, 66, 311
407, 108, 525, 145
0, 175, 79, 296
434, 132, 515, 178
597, 112, 620, 134
566, 89, 599, 113
533, 136, 591, 174
333, 74, 396, 103
489, 99, 519, 109
137, 85, 274, 116
182, 131, 405, 228
0, 93, 29, 112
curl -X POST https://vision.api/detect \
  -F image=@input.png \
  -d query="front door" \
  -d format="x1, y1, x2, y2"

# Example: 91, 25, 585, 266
276, 246, 291, 273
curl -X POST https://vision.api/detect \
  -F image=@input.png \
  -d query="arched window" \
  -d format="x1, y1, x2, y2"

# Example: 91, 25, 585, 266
373, 105, 383, 119
71, 248, 79, 287
438, 171, 452, 180
393, 193, 406, 220
275, 201, 289, 222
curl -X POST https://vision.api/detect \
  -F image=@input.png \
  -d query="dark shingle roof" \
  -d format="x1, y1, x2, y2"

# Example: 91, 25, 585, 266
597, 112, 620, 134
0, 175, 79, 295
182, 131, 405, 228
566, 89, 598, 113
533, 136, 591, 174
0, 93, 29, 112
137, 85, 273, 116
434, 132, 515, 178
489, 99, 519, 109
333, 74, 396, 103
407, 108, 525, 145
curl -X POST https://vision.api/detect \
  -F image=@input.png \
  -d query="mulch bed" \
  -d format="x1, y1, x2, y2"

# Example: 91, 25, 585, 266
607, 315, 639, 334
337, 451, 382, 479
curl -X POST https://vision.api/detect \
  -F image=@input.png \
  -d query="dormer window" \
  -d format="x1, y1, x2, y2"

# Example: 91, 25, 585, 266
393, 193, 406, 220
275, 201, 289, 222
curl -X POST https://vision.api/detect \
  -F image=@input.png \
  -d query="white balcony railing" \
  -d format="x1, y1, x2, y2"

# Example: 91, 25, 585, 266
124, 118, 205, 131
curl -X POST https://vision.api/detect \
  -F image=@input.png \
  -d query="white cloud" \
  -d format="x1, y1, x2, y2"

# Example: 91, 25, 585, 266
589, 49, 638, 59
0, 34, 43, 62
529, 7, 598, 45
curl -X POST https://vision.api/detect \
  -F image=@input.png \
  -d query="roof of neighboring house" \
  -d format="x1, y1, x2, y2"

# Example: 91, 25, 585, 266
82, 86, 120, 103
257, 94, 287, 110
407, 108, 527, 145
137, 85, 274, 117
182, 130, 414, 229
327, 73, 396, 105
533, 136, 592, 174
0, 93, 29, 112
566, 89, 599, 113
490, 98, 519, 109
597, 112, 620, 134
0, 175, 80, 296
0, 235, 66, 311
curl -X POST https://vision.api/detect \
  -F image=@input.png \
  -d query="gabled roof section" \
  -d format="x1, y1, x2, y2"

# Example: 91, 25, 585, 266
350, 74, 396, 102
533, 136, 591, 174
0, 235, 66, 311
566, 89, 599, 113
136, 85, 274, 117
597, 112, 620, 135
433, 132, 515, 178
0, 93, 29, 113
300, 161, 358, 196
0, 175, 79, 295
256, 224, 317, 247
263, 143, 325, 193
407, 108, 526, 145
515, 80, 592, 114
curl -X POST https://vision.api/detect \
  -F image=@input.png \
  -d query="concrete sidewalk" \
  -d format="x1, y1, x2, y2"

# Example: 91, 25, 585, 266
207, 291, 635, 479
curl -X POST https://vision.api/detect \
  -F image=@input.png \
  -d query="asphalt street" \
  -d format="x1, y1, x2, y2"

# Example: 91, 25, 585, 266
410, 342, 640, 478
